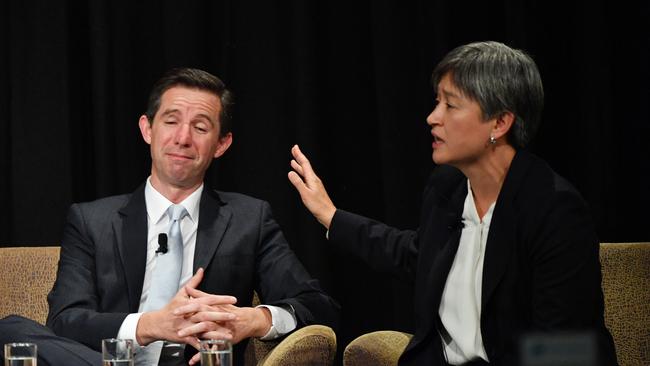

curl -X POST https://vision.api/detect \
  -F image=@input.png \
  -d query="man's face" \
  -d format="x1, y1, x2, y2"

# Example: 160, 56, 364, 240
139, 86, 232, 190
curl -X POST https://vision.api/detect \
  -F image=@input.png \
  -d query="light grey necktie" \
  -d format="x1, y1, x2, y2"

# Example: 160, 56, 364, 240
143, 204, 188, 311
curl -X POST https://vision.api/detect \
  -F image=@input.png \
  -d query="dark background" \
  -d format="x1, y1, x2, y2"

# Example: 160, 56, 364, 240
2, 0, 648, 361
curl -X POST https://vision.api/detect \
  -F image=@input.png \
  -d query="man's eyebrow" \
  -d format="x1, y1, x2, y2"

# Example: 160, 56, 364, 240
194, 113, 215, 126
160, 109, 180, 117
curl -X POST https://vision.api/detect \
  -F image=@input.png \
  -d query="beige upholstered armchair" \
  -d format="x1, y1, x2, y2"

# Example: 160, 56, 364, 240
342, 242, 650, 366
0, 246, 336, 365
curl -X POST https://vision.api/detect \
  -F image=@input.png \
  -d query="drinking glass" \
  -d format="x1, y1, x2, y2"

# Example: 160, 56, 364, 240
4, 343, 37, 366
200, 339, 232, 366
101, 339, 134, 366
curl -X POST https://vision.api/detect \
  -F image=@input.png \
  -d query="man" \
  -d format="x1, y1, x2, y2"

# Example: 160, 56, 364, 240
26, 68, 338, 365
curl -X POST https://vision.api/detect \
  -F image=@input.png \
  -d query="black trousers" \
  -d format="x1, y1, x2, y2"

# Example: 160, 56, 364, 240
0, 315, 101, 366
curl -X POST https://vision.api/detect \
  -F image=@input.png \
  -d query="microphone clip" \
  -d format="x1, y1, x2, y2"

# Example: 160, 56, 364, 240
156, 233, 168, 254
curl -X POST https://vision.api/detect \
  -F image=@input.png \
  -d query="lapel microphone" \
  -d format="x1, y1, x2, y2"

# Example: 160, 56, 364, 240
156, 233, 168, 254
446, 214, 465, 232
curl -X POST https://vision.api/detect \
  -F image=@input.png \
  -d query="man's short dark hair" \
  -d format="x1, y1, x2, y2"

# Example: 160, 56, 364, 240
145, 68, 233, 137
432, 41, 544, 149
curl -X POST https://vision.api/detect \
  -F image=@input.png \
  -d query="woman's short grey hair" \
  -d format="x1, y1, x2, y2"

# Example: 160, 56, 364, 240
432, 41, 544, 149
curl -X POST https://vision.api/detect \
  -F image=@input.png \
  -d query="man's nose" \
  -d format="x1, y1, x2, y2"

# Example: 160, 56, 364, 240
175, 123, 192, 146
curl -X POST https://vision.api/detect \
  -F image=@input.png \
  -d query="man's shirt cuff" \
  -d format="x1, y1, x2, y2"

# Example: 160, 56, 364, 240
117, 313, 144, 347
256, 305, 297, 340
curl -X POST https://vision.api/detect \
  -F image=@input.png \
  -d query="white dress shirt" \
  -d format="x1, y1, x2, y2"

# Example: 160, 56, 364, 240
117, 178, 296, 365
438, 180, 495, 365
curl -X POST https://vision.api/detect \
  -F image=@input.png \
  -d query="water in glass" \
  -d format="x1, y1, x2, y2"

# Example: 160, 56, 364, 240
200, 350, 232, 366
102, 360, 134, 366
4, 356, 36, 366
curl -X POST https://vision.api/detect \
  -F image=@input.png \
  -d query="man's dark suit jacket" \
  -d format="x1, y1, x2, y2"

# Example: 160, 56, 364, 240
46, 184, 339, 363
329, 151, 617, 365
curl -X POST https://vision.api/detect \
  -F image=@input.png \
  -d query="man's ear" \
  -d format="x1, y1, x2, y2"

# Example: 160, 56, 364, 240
492, 111, 515, 140
139, 115, 152, 144
213, 133, 233, 158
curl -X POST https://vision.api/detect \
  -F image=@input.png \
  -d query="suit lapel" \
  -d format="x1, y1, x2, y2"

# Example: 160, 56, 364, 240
116, 184, 148, 312
193, 189, 232, 272
481, 151, 531, 309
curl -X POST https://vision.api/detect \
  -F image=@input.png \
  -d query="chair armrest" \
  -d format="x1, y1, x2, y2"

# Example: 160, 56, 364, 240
257, 325, 337, 366
343, 330, 413, 366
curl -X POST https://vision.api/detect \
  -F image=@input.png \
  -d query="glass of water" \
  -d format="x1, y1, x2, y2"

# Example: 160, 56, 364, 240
101, 339, 133, 366
4, 343, 37, 366
200, 339, 232, 366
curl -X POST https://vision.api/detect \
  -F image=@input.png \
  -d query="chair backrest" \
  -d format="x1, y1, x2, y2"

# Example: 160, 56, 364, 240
600, 242, 650, 366
0, 246, 60, 324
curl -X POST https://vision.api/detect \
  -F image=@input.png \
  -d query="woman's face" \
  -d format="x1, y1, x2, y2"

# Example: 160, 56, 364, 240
426, 73, 495, 169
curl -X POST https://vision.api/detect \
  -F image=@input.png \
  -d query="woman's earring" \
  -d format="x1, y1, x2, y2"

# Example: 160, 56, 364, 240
489, 135, 497, 144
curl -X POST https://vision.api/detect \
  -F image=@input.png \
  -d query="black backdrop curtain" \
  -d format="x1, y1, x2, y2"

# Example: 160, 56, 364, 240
2, 0, 649, 360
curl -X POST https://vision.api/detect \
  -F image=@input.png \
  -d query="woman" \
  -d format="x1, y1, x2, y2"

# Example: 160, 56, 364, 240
288, 41, 617, 365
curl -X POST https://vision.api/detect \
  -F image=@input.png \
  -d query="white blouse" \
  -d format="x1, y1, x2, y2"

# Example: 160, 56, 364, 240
438, 180, 495, 364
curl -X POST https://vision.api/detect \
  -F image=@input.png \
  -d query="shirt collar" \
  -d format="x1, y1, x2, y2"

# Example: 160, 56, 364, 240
463, 179, 496, 226
144, 177, 203, 225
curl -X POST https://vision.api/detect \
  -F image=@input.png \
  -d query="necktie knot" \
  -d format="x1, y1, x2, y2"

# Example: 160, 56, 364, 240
168, 204, 188, 222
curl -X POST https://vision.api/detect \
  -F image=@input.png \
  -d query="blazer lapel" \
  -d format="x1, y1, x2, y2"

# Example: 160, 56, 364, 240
193, 189, 232, 272
418, 180, 467, 338
116, 184, 148, 312
481, 151, 531, 309
427, 206, 466, 309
